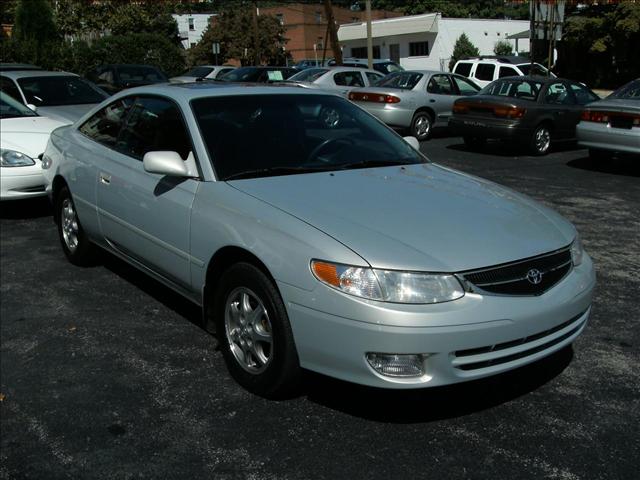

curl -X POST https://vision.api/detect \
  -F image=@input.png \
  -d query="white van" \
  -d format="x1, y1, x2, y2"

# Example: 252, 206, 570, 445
452, 56, 555, 87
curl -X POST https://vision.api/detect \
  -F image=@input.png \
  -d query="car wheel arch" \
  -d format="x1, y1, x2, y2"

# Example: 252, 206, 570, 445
202, 246, 279, 333
51, 176, 69, 224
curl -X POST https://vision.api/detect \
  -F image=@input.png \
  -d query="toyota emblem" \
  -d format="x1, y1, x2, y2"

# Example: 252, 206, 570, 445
526, 268, 543, 285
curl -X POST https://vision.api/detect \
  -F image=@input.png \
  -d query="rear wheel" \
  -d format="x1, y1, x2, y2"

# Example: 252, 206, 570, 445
214, 263, 301, 398
530, 124, 552, 156
411, 111, 433, 141
55, 186, 98, 266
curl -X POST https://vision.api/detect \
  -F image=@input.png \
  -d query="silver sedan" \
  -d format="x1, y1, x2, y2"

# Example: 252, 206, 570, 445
43, 84, 595, 398
288, 66, 384, 97
349, 70, 481, 141
577, 78, 640, 159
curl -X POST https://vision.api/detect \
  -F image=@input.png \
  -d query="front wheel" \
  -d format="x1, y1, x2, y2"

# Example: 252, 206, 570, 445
530, 124, 552, 156
411, 111, 433, 141
55, 186, 98, 266
214, 263, 301, 398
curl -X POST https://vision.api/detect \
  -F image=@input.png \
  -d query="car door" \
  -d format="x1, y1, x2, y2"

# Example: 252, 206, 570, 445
424, 74, 458, 124
364, 71, 384, 87
96, 95, 200, 289
332, 70, 365, 96
543, 81, 581, 139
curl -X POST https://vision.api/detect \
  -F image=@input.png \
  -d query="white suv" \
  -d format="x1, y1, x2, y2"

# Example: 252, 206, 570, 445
452, 56, 555, 87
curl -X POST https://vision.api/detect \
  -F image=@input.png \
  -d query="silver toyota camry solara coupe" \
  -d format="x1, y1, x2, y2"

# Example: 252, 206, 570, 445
42, 83, 596, 398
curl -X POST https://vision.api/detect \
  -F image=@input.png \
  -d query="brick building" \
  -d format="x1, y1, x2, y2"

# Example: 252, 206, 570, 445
259, 3, 401, 63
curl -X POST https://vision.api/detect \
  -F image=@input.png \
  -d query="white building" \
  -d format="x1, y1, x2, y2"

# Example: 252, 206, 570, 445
338, 13, 530, 72
172, 13, 217, 49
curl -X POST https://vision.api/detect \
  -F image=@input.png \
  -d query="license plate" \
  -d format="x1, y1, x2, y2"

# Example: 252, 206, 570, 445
464, 120, 486, 127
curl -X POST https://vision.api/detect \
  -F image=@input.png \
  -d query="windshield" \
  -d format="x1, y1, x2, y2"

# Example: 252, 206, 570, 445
184, 66, 214, 78
192, 94, 426, 180
0, 91, 37, 118
480, 79, 544, 101
221, 68, 261, 82
375, 72, 422, 90
17, 76, 108, 106
289, 68, 329, 82
611, 79, 640, 99
117, 66, 167, 83
517, 63, 549, 76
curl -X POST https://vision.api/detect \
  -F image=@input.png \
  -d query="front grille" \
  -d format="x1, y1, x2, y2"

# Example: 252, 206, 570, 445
460, 247, 572, 296
452, 309, 588, 371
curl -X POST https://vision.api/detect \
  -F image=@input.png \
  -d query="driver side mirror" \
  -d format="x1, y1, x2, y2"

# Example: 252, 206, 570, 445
143, 151, 192, 177
27, 103, 38, 113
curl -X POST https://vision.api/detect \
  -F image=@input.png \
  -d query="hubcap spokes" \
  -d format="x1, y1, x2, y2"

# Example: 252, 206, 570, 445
535, 128, 550, 152
225, 287, 273, 374
415, 116, 430, 136
61, 198, 79, 252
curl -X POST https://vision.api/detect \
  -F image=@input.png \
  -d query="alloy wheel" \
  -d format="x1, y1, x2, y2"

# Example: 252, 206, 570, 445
61, 198, 79, 253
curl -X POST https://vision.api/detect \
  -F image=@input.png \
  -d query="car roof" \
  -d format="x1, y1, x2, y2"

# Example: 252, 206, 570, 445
0, 70, 79, 79
110, 82, 333, 101
459, 56, 531, 65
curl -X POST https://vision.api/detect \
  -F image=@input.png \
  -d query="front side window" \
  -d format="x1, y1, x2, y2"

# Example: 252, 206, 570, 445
474, 64, 496, 81
427, 74, 454, 95
116, 97, 192, 161
452, 75, 480, 95
517, 63, 550, 76
0, 76, 23, 103
191, 94, 425, 181
0, 91, 37, 118
545, 82, 574, 105
79, 97, 133, 147
499, 66, 519, 78
365, 72, 384, 86
17, 76, 108, 106
333, 71, 364, 87
376, 72, 423, 90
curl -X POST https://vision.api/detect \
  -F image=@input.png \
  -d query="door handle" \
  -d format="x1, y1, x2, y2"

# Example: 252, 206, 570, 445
429, 99, 436, 103
99, 173, 111, 185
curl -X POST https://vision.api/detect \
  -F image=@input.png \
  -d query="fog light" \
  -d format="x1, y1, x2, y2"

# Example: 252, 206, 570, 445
366, 353, 426, 378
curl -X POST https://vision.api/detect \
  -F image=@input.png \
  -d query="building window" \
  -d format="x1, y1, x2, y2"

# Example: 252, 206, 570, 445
351, 46, 381, 59
276, 13, 284, 25
315, 11, 322, 23
409, 41, 429, 57
188, 18, 195, 31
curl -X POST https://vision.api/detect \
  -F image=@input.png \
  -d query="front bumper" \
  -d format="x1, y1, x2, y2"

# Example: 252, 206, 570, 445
0, 168, 47, 200
577, 122, 640, 155
280, 255, 595, 388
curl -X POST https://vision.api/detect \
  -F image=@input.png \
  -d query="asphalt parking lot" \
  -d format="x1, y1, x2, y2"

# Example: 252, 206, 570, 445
1, 136, 639, 480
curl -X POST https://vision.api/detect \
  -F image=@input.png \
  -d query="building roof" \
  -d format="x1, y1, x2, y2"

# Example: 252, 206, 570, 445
338, 13, 439, 41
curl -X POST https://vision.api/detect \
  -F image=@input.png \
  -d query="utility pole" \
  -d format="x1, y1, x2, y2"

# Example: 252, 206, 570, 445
366, 0, 373, 69
253, 1, 260, 66
530, 0, 536, 70
323, 0, 342, 65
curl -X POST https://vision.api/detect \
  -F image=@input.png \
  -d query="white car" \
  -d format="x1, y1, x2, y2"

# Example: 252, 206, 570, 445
452, 56, 555, 87
169, 65, 236, 83
288, 66, 385, 97
0, 92, 66, 200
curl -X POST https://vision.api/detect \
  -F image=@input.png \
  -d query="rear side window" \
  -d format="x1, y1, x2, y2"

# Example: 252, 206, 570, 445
454, 62, 472, 77
427, 74, 454, 95
365, 72, 384, 85
499, 66, 519, 78
116, 96, 192, 160
570, 83, 599, 105
544, 82, 574, 105
333, 71, 364, 87
79, 98, 133, 147
452, 76, 480, 95
474, 64, 496, 81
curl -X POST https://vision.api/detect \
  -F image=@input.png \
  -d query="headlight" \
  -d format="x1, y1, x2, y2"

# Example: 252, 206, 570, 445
571, 235, 584, 266
311, 260, 465, 304
1, 149, 35, 167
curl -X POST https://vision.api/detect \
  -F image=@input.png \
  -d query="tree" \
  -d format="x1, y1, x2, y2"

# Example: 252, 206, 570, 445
449, 33, 479, 71
12, 0, 58, 42
493, 40, 513, 56
189, 8, 289, 66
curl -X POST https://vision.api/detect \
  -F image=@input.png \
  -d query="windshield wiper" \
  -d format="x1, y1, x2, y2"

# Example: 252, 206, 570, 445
335, 158, 421, 171
224, 165, 333, 181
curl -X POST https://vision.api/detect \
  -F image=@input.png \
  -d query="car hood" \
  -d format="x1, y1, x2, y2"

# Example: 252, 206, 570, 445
1, 116, 66, 157
587, 98, 640, 113
229, 163, 576, 272
36, 104, 97, 124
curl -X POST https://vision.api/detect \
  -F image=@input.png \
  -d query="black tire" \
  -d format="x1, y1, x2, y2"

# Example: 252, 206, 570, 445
55, 186, 98, 266
214, 262, 301, 399
530, 124, 552, 156
463, 136, 486, 149
410, 111, 433, 141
